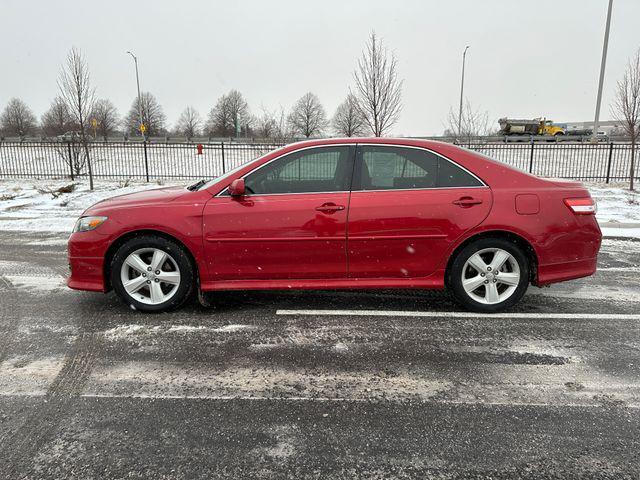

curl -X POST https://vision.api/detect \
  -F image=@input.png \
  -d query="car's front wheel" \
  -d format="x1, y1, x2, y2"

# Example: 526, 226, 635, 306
110, 235, 194, 312
449, 238, 529, 313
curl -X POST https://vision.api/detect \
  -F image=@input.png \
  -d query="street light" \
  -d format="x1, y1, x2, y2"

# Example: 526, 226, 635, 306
592, 0, 614, 141
458, 46, 470, 137
126, 50, 144, 138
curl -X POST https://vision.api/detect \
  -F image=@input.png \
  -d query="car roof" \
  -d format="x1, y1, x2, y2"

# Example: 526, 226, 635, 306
284, 137, 451, 150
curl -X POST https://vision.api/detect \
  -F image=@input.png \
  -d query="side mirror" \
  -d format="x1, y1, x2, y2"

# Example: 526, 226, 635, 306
229, 178, 246, 196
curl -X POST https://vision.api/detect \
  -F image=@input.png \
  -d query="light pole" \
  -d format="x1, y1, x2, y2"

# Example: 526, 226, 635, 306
126, 51, 144, 138
592, 0, 614, 141
458, 46, 470, 137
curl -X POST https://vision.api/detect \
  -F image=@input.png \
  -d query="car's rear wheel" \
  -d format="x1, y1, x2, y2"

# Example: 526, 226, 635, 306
110, 235, 194, 312
449, 238, 529, 313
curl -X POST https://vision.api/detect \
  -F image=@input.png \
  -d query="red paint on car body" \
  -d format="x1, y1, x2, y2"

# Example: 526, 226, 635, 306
67, 138, 601, 295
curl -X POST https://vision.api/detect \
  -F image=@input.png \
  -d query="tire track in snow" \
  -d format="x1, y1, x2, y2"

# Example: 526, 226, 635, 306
48, 332, 101, 397
0, 259, 64, 364
0, 271, 21, 370
0, 400, 67, 477
0, 254, 90, 475
0, 278, 15, 365
0, 332, 102, 476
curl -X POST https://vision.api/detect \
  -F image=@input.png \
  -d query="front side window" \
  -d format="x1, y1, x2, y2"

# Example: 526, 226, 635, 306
243, 146, 352, 195
356, 146, 482, 191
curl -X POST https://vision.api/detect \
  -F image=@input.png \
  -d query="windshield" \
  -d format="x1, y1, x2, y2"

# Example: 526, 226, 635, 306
192, 146, 288, 191
192, 162, 254, 191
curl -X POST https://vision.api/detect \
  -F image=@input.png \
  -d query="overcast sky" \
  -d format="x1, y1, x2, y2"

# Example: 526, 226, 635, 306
1, 0, 639, 136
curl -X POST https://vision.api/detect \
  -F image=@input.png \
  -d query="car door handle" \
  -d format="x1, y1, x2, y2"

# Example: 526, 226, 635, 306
315, 203, 345, 214
453, 196, 483, 207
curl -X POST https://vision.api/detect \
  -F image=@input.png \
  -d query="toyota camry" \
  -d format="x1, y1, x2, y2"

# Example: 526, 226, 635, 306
67, 138, 601, 313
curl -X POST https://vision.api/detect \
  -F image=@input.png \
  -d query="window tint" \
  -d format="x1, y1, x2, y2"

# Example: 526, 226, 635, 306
356, 146, 482, 190
243, 146, 352, 195
437, 156, 483, 188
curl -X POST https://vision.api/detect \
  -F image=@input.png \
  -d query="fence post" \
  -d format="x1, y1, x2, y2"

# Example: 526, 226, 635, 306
605, 142, 614, 184
66, 141, 74, 181
528, 140, 535, 173
143, 140, 149, 182
221, 141, 226, 174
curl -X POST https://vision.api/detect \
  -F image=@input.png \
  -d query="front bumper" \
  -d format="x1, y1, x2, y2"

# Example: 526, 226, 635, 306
68, 256, 105, 292
67, 230, 110, 292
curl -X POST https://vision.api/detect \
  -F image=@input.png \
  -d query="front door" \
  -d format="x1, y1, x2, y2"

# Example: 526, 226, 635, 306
347, 145, 492, 278
202, 145, 354, 281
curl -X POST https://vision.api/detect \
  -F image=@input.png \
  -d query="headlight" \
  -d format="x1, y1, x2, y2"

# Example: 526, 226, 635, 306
73, 216, 108, 233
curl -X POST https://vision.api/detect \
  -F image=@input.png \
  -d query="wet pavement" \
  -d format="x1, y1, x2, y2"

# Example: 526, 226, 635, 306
0, 231, 639, 478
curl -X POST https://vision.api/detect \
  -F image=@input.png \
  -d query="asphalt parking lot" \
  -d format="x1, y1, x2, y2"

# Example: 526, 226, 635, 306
1, 230, 639, 479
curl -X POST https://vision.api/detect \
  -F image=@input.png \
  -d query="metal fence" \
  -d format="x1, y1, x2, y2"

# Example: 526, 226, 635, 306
0, 141, 284, 182
468, 141, 637, 183
0, 139, 637, 183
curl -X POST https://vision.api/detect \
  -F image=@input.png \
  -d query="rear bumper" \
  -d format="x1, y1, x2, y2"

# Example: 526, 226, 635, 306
536, 256, 598, 286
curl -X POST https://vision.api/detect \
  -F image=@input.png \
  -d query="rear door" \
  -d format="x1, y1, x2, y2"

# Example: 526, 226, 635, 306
347, 145, 492, 278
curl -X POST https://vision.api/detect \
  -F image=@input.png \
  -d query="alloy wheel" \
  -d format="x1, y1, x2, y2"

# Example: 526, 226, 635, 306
461, 248, 521, 305
120, 248, 181, 305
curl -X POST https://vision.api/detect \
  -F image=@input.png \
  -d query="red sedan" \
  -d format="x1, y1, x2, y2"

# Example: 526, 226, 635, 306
67, 138, 601, 313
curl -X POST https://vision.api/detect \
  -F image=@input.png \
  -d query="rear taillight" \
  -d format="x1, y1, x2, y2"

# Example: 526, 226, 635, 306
564, 197, 597, 215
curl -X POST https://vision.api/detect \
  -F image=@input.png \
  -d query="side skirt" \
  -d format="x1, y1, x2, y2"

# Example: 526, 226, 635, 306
200, 270, 445, 292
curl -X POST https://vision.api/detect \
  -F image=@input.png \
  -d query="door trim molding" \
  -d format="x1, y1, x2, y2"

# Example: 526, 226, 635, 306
348, 234, 448, 240
204, 235, 345, 243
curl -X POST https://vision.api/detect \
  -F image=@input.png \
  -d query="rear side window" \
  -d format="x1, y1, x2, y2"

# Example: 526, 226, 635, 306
437, 155, 483, 188
355, 146, 482, 190
243, 146, 352, 194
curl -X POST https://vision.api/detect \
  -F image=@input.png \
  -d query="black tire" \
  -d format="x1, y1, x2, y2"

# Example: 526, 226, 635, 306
448, 237, 529, 313
110, 235, 195, 313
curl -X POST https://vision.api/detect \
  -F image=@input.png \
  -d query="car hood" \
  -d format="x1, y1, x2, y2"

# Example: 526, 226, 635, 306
87, 186, 187, 211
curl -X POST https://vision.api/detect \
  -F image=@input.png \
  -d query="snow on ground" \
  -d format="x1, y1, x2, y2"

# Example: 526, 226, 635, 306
103, 324, 255, 340
0, 179, 639, 238
0, 179, 183, 232
587, 182, 640, 224
587, 182, 640, 239
599, 226, 640, 239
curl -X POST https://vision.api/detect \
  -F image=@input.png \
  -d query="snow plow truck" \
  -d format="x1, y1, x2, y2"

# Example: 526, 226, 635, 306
499, 118, 566, 136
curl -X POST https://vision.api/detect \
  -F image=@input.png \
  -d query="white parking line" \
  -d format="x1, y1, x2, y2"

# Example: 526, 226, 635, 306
597, 267, 640, 272
77, 394, 639, 408
276, 310, 640, 320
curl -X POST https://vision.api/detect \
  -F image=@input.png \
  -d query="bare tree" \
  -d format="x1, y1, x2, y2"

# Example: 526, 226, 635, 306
352, 32, 403, 137
274, 106, 293, 141
90, 99, 120, 139
0, 98, 37, 137
288, 92, 327, 138
205, 90, 250, 137
612, 48, 640, 191
54, 134, 92, 179
444, 100, 493, 144
253, 107, 279, 139
332, 94, 367, 137
174, 106, 202, 139
41, 97, 76, 136
58, 47, 96, 189
125, 92, 166, 136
